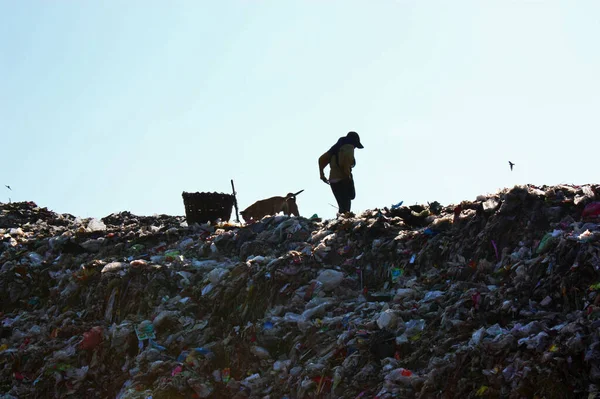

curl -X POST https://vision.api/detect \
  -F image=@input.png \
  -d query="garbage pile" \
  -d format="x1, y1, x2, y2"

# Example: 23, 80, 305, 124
1, 184, 600, 398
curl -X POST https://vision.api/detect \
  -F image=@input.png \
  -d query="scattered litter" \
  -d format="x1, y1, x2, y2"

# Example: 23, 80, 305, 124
0, 184, 599, 397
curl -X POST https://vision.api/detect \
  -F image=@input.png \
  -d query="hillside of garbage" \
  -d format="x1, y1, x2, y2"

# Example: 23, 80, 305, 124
1, 184, 600, 398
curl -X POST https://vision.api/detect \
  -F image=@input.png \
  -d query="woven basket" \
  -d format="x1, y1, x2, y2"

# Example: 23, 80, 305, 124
182, 192, 235, 224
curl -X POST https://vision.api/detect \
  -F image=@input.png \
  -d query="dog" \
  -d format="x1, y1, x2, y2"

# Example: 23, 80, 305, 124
240, 190, 303, 222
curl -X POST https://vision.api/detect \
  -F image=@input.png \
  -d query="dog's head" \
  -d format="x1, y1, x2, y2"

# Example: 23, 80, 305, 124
285, 190, 304, 201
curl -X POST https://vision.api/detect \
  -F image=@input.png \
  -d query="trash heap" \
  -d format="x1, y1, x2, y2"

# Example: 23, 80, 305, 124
1, 185, 600, 398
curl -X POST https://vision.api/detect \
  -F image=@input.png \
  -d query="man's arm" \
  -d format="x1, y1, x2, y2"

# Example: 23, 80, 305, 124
318, 152, 330, 184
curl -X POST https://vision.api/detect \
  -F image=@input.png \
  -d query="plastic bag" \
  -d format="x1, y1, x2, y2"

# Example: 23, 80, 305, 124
470, 327, 485, 346
485, 323, 505, 337
385, 368, 415, 385
101, 262, 126, 273
377, 310, 399, 330
391, 268, 403, 283
423, 291, 444, 302
283, 313, 305, 323
135, 320, 155, 341
87, 218, 107, 232
208, 268, 229, 284
404, 319, 425, 337
250, 346, 270, 359
316, 269, 344, 291
201, 283, 214, 296
27, 252, 43, 267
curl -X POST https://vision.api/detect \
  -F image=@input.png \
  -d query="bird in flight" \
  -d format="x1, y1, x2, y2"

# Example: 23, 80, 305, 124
508, 161, 515, 171
5, 185, 11, 190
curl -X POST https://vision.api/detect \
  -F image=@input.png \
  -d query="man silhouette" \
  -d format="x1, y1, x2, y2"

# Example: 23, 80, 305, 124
318, 131, 364, 215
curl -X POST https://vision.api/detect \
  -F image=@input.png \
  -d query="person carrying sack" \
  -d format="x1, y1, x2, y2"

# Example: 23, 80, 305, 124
318, 131, 364, 215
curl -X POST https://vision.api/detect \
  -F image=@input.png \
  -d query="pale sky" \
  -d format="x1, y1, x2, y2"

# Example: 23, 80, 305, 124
1, 1, 599, 220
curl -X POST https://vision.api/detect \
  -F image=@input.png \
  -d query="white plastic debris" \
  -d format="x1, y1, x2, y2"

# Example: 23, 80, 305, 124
250, 346, 270, 359
394, 288, 416, 300
27, 252, 43, 266
540, 296, 552, 306
377, 310, 399, 330
101, 262, 126, 273
423, 290, 444, 302
207, 268, 230, 284
316, 269, 344, 291
87, 218, 107, 232
469, 327, 485, 346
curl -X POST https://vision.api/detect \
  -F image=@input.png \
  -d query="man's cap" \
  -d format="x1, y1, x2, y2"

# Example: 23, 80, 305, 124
347, 131, 364, 149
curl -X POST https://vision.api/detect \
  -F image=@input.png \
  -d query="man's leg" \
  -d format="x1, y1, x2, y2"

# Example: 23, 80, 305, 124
339, 179, 352, 213
331, 181, 351, 213
330, 182, 345, 212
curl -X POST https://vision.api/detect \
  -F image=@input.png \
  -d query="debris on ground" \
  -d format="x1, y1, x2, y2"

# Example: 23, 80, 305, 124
1, 184, 600, 398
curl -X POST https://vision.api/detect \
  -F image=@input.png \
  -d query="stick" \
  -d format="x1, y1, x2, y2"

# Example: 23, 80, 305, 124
231, 179, 240, 223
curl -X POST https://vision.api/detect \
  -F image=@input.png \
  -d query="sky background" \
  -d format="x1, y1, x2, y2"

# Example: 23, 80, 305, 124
1, 1, 599, 220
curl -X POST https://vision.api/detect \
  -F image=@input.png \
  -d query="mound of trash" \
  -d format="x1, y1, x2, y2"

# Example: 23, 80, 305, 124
1, 184, 600, 398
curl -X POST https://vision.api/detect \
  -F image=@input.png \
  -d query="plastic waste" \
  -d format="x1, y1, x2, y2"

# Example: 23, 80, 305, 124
470, 327, 485, 346
1, 185, 599, 398
87, 218, 107, 232
188, 379, 214, 398
423, 290, 444, 302
377, 310, 399, 330
404, 319, 426, 337
483, 198, 500, 213
385, 368, 415, 385
101, 262, 126, 273
201, 283, 214, 296
207, 267, 229, 284
391, 201, 404, 209
135, 320, 155, 341
536, 232, 557, 254
9, 227, 25, 236
222, 368, 231, 383
283, 313, 305, 323
485, 323, 505, 337
27, 252, 43, 266
540, 296, 552, 306
316, 269, 344, 291
394, 288, 414, 300
164, 249, 181, 260
302, 302, 330, 320
250, 345, 270, 359
178, 237, 195, 249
